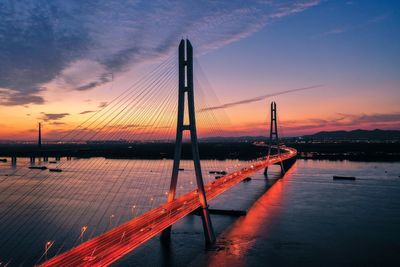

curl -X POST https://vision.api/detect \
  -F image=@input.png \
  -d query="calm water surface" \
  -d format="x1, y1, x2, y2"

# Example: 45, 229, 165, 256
0, 159, 399, 266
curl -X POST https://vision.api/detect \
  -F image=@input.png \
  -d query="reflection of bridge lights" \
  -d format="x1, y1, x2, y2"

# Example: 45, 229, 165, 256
83, 256, 96, 262
109, 214, 115, 227
120, 231, 126, 242
45, 241, 54, 250
131, 205, 136, 214
44, 240, 54, 260
79, 226, 88, 241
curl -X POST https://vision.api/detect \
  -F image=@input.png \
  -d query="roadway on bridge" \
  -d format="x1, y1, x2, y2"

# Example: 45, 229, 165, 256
40, 148, 296, 267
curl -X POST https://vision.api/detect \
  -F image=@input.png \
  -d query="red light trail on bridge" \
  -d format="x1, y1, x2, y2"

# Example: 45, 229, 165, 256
39, 148, 296, 267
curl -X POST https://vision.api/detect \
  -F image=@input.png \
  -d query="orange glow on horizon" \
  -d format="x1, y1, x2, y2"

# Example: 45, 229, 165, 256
1, 78, 399, 141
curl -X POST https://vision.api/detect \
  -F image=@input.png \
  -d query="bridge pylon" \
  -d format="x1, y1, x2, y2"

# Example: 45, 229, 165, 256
264, 101, 285, 176
161, 39, 215, 245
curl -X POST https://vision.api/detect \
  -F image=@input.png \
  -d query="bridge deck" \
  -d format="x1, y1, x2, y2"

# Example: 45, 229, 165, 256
39, 148, 296, 267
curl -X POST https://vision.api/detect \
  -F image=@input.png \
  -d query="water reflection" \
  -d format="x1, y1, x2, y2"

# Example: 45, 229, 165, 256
189, 160, 400, 267
204, 165, 297, 267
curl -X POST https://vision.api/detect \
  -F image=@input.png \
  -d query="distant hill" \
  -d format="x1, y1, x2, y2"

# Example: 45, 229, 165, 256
302, 129, 400, 141
200, 129, 400, 142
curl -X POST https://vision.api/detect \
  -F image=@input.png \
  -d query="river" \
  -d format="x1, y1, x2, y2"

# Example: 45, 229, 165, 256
0, 159, 399, 266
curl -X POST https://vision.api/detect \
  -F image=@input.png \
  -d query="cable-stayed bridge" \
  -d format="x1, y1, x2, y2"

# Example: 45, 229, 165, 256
0, 39, 296, 266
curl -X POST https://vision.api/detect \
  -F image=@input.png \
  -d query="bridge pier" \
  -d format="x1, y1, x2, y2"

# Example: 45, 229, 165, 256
192, 207, 246, 217
282, 157, 296, 173
264, 163, 286, 177
280, 162, 286, 175
11, 157, 17, 166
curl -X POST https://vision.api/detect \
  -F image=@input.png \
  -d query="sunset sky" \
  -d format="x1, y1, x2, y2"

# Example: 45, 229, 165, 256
0, 0, 399, 140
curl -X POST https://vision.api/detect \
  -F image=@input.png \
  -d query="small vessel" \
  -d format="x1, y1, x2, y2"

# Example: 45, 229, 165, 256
215, 176, 222, 179
0, 158, 7, 162
333, 175, 356, 180
49, 161, 57, 164
178, 168, 185, 171
243, 177, 252, 182
29, 166, 47, 170
49, 168, 62, 172
210, 170, 227, 175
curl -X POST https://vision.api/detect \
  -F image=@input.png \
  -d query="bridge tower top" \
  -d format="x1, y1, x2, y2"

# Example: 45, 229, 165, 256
269, 101, 279, 145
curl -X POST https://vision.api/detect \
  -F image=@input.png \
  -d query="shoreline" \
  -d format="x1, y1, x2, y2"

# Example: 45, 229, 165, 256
0, 142, 399, 162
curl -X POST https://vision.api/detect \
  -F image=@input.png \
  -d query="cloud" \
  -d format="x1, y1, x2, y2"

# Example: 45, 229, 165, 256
367, 13, 390, 23
0, 0, 320, 106
40, 112, 70, 121
281, 112, 400, 134
318, 12, 390, 37
51, 60, 114, 91
79, 110, 96, 115
49, 121, 66, 125
75, 74, 111, 91
199, 85, 323, 111
98, 102, 108, 108
338, 112, 400, 124
0, 88, 45, 106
